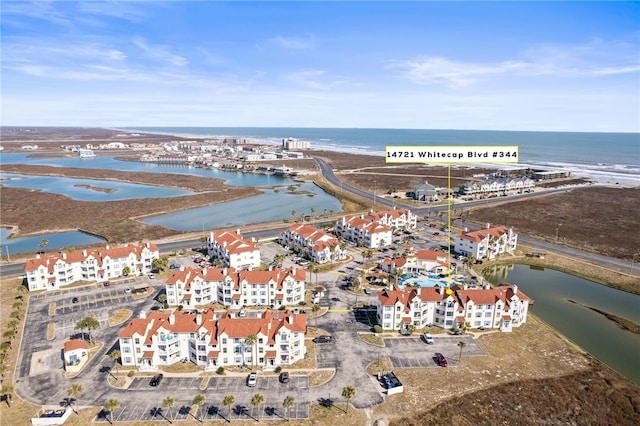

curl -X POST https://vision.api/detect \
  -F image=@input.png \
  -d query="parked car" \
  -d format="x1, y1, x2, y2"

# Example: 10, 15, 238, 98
148, 273, 155, 279
150, 374, 163, 386
124, 287, 131, 294
364, 288, 372, 294
422, 333, 434, 344
246, 372, 258, 387
312, 335, 332, 344
399, 327, 412, 336
279, 371, 289, 383
435, 352, 448, 367
433, 232, 440, 236
71, 297, 79, 304
237, 309, 246, 318
103, 281, 110, 287
169, 263, 180, 269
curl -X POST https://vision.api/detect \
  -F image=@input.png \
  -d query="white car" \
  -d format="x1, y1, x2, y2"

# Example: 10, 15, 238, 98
422, 333, 434, 344
246, 372, 258, 387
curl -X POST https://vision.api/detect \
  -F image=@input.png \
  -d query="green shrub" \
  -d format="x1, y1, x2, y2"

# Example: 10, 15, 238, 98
216, 366, 225, 375
274, 366, 282, 373
127, 370, 135, 377
373, 325, 383, 334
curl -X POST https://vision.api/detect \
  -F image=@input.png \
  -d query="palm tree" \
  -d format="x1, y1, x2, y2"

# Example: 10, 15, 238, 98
222, 394, 235, 423
457, 340, 467, 363
310, 207, 316, 219
283, 395, 295, 421
76, 317, 100, 345
191, 394, 206, 423
1, 384, 14, 407
341, 386, 356, 413
67, 383, 84, 413
158, 294, 168, 309
290, 210, 297, 222
250, 393, 265, 420
311, 304, 320, 327
109, 349, 121, 376
162, 396, 175, 423
246, 334, 258, 367
104, 398, 120, 424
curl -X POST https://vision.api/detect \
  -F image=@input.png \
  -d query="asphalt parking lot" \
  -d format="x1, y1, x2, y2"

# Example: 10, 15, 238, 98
96, 375, 310, 422
384, 335, 483, 368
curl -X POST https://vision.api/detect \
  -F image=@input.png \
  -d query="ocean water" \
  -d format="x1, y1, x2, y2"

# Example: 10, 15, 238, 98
121, 127, 640, 186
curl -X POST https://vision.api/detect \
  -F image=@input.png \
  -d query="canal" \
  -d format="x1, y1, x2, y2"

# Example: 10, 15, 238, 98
484, 264, 640, 385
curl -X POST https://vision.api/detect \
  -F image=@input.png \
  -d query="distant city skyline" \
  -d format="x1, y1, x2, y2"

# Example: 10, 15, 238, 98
2, 1, 639, 132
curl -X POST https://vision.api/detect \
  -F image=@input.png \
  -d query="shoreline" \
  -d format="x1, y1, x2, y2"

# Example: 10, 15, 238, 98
114, 127, 640, 187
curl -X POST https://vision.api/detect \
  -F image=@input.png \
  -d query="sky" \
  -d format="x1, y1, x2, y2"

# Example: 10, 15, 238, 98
1, 1, 639, 132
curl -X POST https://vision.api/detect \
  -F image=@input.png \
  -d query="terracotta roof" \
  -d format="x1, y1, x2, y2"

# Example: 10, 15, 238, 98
458, 225, 511, 243
142, 351, 154, 358
265, 350, 277, 357
25, 242, 159, 272
64, 339, 89, 352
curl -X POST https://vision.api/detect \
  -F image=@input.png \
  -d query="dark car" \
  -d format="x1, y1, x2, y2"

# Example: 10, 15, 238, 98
312, 335, 332, 344
435, 352, 448, 367
103, 281, 110, 287
279, 371, 289, 383
150, 374, 163, 386
71, 297, 79, 304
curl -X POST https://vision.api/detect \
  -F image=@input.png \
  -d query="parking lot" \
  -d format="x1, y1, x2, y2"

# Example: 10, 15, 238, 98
384, 335, 483, 368
96, 375, 310, 422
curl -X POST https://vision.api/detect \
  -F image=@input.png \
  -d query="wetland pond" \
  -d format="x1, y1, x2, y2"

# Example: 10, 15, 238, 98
484, 264, 640, 385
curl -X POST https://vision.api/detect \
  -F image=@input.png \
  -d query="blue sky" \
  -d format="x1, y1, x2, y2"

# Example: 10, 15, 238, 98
2, 1, 639, 131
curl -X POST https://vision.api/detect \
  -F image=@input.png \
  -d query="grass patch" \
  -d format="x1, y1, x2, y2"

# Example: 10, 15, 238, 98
47, 322, 55, 340
107, 375, 127, 388
309, 369, 335, 387
48, 303, 55, 316
160, 361, 202, 374
358, 332, 384, 346
108, 309, 132, 326
366, 357, 393, 378
200, 377, 209, 390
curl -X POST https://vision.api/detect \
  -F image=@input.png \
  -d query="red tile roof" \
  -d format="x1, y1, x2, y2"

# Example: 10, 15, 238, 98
64, 339, 89, 352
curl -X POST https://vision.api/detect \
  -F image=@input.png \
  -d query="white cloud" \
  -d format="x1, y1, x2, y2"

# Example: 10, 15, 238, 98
268, 35, 315, 50
392, 39, 640, 88
133, 38, 188, 67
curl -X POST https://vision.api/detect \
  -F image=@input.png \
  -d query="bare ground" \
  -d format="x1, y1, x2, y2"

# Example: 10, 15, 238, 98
465, 186, 640, 260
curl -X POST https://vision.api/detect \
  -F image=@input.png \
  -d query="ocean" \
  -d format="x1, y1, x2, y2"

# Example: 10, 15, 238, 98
122, 127, 640, 186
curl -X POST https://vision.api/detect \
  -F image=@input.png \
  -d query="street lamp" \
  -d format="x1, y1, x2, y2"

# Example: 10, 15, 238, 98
555, 224, 562, 242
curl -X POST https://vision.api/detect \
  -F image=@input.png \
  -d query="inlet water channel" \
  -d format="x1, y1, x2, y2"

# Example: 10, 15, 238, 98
0, 153, 343, 254
484, 264, 640, 385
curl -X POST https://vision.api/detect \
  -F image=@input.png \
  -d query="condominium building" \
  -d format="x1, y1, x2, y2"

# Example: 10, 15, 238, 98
118, 308, 307, 372
379, 247, 451, 276
376, 284, 530, 332
206, 229, 260, 270
165, 266, 307, 308
454, 224, 518, 260
278, 223, 346, 264
458, 177, 535, 195
24, 242, 159, 291
335, 207, 417, 248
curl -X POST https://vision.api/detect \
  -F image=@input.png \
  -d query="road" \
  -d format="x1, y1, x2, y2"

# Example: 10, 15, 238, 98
1, 159, 635, 277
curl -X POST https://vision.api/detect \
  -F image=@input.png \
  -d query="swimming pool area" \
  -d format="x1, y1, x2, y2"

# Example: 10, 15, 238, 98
399, 274, 477, 289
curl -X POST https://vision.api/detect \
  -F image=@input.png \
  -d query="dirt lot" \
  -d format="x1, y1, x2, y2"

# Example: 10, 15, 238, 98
465, 186, 640, 260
